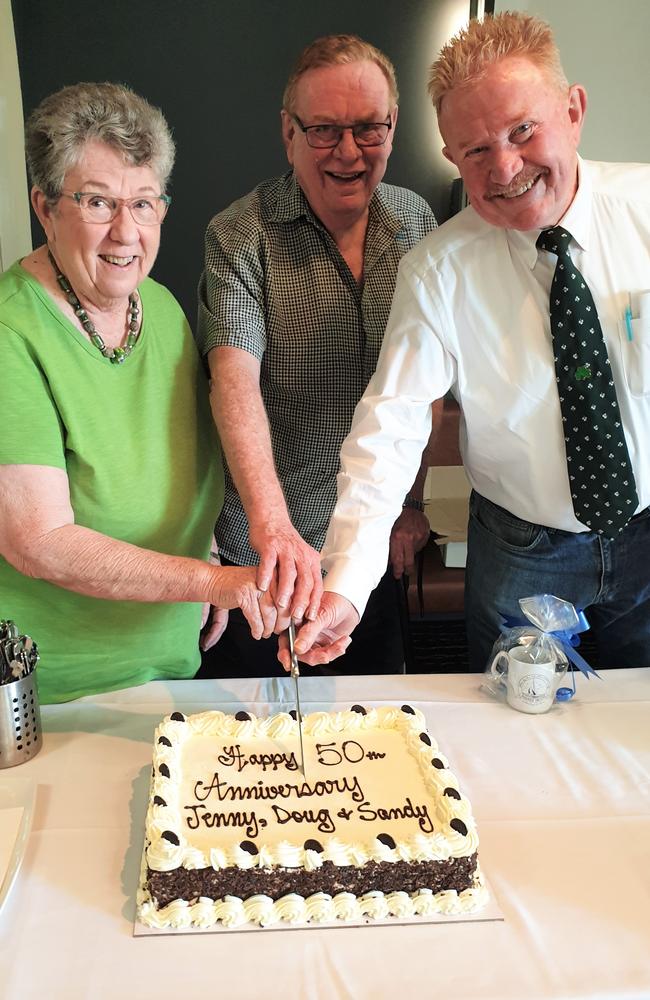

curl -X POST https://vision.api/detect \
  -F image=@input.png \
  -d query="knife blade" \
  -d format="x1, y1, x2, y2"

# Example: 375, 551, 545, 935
288, 621, 306, 777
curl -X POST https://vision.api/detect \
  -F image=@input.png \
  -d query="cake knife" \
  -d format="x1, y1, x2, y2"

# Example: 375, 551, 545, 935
288, 621, 306, 777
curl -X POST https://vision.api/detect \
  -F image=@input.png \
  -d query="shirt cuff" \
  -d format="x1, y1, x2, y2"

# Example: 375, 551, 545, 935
321, 556, 376, 620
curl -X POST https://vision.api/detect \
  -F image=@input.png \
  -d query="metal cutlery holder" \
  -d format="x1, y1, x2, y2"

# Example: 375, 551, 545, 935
0, 672, 42, 769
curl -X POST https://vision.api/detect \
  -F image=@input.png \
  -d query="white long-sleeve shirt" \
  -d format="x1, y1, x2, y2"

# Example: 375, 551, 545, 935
322, 158, 650, 615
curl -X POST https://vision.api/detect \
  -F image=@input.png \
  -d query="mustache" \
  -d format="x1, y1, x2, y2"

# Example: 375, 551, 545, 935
486, 169, 545, 199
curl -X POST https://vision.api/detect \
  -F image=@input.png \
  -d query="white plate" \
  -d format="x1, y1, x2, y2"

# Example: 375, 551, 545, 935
0, 776, 36, 914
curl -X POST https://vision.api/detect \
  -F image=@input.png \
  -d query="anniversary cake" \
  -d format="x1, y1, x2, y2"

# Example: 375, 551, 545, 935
137, 704, 487, 928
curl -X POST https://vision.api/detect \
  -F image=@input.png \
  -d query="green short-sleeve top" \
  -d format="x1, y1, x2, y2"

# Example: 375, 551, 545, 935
0, 261, 223, 703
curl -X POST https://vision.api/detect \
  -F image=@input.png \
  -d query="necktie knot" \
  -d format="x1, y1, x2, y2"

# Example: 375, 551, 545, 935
537, 225, 573, 257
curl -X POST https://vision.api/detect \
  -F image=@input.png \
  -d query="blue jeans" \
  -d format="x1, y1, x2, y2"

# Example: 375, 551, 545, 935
465, 492, 650, 671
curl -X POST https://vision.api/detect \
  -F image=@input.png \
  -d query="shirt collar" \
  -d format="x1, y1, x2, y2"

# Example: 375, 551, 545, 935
507, 154, 592, 268
269, 171, 401, 237
269, 171, 313, 224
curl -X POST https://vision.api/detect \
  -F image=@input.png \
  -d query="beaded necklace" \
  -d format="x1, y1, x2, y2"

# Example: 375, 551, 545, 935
48, 250, 140, 364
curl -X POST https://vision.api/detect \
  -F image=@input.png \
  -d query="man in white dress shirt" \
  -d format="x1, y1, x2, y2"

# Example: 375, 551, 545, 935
291, 11, 650, 671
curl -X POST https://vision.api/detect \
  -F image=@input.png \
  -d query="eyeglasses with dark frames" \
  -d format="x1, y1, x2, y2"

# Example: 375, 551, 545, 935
59, 190, 172, 225
292, 115, 393, 149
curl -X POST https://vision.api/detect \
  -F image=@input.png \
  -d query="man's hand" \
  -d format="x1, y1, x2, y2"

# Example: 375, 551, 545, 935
200, 605, 229, 651
389, 507, 431, 578
276, 593, 360, 670
249, 519, 323, 621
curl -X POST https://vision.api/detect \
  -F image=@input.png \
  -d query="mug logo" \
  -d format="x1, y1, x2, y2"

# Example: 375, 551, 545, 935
517, 672, 552, 704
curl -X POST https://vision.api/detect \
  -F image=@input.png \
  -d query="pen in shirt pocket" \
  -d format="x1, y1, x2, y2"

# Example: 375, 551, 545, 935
624, 293, 633, 341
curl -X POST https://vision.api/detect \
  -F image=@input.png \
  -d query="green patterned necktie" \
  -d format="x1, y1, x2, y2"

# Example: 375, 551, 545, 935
536, 225, 638, 538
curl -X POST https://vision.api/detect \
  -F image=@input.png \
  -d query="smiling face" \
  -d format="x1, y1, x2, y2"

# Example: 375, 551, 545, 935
439, 56, 586, 231
32, 139, 162, 311
281, 60, 396, 234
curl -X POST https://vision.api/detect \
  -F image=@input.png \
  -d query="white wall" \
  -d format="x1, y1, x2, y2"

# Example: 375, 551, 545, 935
0, 0, 31, 271
496, 0, 650, 163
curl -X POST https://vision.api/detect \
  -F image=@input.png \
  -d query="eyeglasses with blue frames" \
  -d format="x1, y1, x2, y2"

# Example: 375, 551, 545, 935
59, 190, 172, 225
291, 115, 393, 149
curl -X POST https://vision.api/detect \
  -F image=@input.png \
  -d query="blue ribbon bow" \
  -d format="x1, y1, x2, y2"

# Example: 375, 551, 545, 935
499, 609, 599, 679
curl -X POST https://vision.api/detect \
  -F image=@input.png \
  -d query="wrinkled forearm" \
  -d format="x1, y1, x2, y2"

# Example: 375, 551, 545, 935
12, 521, 218, 604
209, 349, 289, 530
405, 462, 429, 503
421, 397, 444, 467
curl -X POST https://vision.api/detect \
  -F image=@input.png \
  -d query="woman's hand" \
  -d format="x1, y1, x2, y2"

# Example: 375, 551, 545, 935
207, 565, 278, 640
200, 605, 229, 651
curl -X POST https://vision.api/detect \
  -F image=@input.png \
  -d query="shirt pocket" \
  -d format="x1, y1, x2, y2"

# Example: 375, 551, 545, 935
618, 317, 650, 396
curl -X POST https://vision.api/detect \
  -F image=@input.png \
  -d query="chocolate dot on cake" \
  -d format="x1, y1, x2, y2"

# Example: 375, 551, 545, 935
235, 711, 251, 722
159, 764, 170, 778
240, 840, 258, 855
153, 795, 167, 807
350, 704, 367, 715
289, 710, 297, 721
304, 839, 324, 854
170, 712, 186, 722
431, 757, 445, 769
400, 704, 416, 715
377, 833, 397, 849
157, 736, 172, 747
444, 787, 462, 800
161, 830, 179, 846
450, 819, 468, 836
419, 732, 432, 746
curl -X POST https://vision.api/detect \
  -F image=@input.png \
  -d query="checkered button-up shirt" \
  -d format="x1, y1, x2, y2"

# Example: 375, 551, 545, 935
197, 171, 437, 565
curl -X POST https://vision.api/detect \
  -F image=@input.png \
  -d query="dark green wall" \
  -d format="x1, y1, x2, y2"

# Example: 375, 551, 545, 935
13, 0, 468, 320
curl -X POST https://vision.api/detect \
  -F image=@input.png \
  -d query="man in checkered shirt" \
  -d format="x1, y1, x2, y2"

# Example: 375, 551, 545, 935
197, 34, 440, 676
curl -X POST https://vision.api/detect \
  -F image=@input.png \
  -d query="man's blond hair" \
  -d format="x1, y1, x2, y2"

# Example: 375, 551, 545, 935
428, 11, 568, 114
283, 34, 398, 114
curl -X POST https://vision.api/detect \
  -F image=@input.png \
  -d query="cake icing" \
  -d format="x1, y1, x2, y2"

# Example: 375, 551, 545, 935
137, 704, 487, 928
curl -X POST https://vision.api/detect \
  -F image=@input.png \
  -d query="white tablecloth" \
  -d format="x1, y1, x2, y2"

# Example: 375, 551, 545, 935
1, 670, 649, 1000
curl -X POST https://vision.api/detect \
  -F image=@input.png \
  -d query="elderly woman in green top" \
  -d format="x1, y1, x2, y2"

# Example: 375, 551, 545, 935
0, 82, 276, 703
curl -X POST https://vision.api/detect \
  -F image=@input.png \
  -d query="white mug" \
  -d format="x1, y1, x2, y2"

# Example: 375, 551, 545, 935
490, 645, 564, 714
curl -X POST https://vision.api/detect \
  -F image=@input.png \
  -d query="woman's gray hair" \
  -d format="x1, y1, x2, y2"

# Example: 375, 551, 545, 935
25, 81, 175, 199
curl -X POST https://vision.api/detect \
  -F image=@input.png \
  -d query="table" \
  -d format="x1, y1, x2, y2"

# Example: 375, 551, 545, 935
1, 670, 649, 1000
